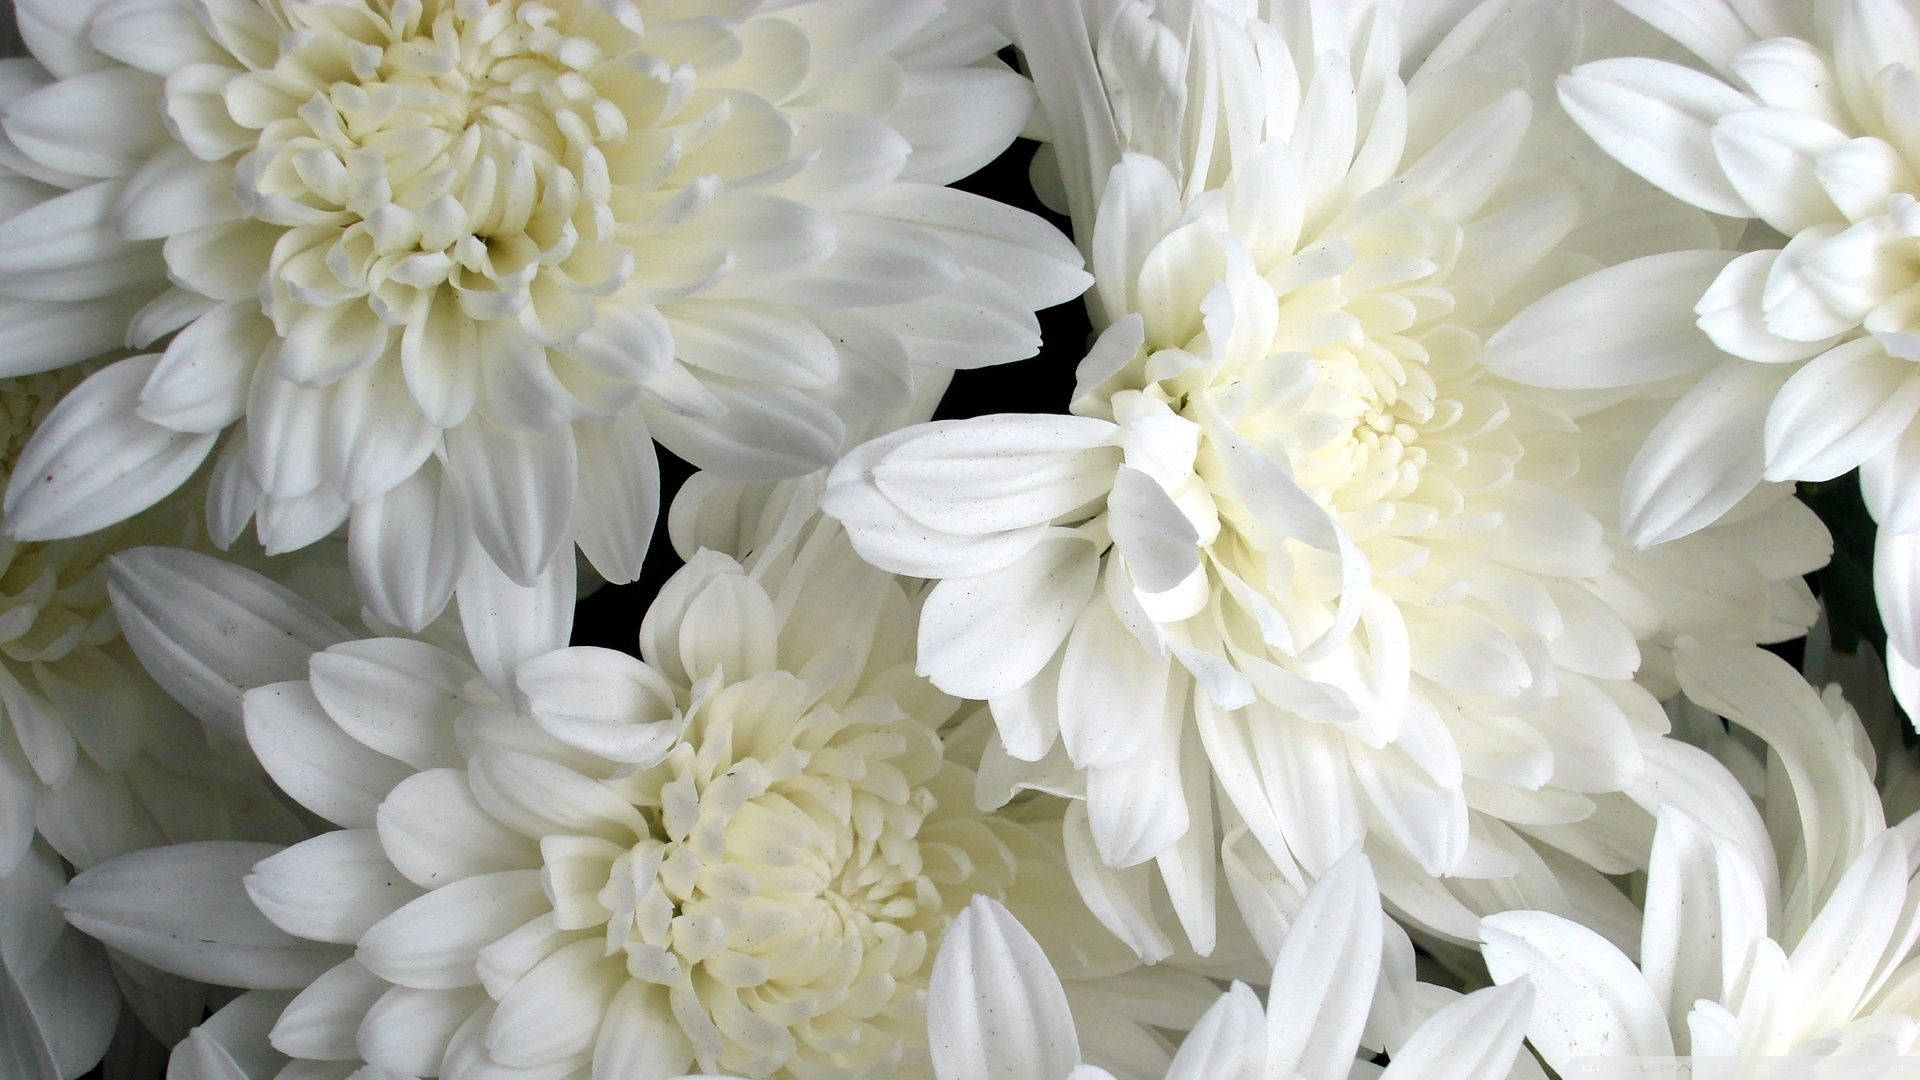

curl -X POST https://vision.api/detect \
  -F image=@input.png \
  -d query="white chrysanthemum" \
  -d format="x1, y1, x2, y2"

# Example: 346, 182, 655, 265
825, 0, 1827, 953
0, 372, 341, 1079
926, 850, 1543, 1080
1511, 0, 1920, 722
0, 0, 1088, 629
58, 500, 1203, 1080
1484, 644, 1920, 1077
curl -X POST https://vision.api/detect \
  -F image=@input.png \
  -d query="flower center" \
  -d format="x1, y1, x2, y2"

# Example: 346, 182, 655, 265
230, 0, 638, 350
539, 673, 1009, 1079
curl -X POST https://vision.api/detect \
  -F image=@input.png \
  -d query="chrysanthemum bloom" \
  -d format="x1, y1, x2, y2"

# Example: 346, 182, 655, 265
0, 0, 1089, 630
0, 374, 331, 1079
825, 0, 1827, 953
1484, 645, 1920, 1075
1505, 0, 1920, 722
57, 493, 1205, 1079
925, 851, 1542, 1080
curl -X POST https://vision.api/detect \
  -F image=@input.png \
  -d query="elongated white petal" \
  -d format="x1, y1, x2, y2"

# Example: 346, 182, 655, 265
59, 842, 341, 989
444, 418, 576, 588
514, 647, 684, 766
1558, 59, 1754, 216
107, 546, 350, 744
1261, 849, 1383, 1080
1763, 337, 1920, 482
1621, 359, 1789, 547
569, 409, 658, 585
917, 533, 1099, 700
3, 354, 216, 539
454, 545, 575, 696
927, 896, 1082, 1080
348, 462, 468, 633
1481, 910, 1675, 1068
244, 681, 413, 828
1484, 250, 1738, 389
244, 830, 421, 945
1377, 980, 1534, 1080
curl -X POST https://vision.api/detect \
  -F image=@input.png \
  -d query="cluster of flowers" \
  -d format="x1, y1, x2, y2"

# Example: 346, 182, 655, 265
3, 0, 1920, 1076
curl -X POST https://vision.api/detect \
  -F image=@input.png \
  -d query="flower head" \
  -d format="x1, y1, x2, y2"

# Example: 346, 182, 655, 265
0, 0, 1088, 629
59, 489, 1187, 1079
1517, 0, 1920, 719
826, 0, 1826, 951
0, 369, 331, 1078
1485, 645, 1920, 1075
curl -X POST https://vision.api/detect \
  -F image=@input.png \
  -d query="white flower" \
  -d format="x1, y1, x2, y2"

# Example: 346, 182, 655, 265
824, 0, 1826, 953
0, 0, 1089, 630
0, 374, 362, 1079
1516, 0, 1920, 721
57, 491, 1199, 1080
1483, 644, 1920, 1077
924, 850, 1541, 1080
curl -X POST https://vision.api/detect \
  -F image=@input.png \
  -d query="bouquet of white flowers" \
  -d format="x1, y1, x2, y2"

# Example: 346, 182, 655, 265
3, 1, 1918, 1078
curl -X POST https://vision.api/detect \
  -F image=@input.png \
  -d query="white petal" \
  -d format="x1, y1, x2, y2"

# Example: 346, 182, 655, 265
514, 647, 683, 766
268, 958, 384, 1060
454, 545, 575, 697
1860, 423, 1920, 533
0, 181, 156, 301
138, 299, 268, 433
325, 356, 438, 503
444, 418, 576, 588
87, 0, 223, 74
863, 183, 1089, 310
117, 143, 244, 240
892, 66, 1033, 185
244, 681, 414, 829
58, 841, 341, 989
1695, 249, 1838, 364
1612, 0, 1764, 71
918, 532, 1099, 700
1557, 58, 1754, 217
358, 984, 485, 1076
1163, 983, 1264, 1080
348, 462, 468, 633
107, 546, 350, 745
590, 982, 692, 1080
824, 428, 1059, 579
307, 638, 468, 771
1638, 808, 1766, 1049
1484, 250, 1738, 389
870, 415, 1120, 535
485, 938, 623, 1068
1377, 980, 1534, 1080
375, 769, 539, 889
1621, 359, 1789, 547
355, 870, 547, 990
664, 299, 837, 389
2, 354, 216, 539
167, 991, 293, 1080
643, 377, 843, 479
927, 896, 1082, 1080
1764, 337, 1920, 482
569, 409, 658, 585
1057, 590, 1170, 769
3, 68, 163, 178
1107, 466, 1198, 593
1261, 849, 1383, 1079
1479, 910, 1674, 1070
245, 830, 421, 945
0, 293, 147, 378
1710, 108, 1847, 235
